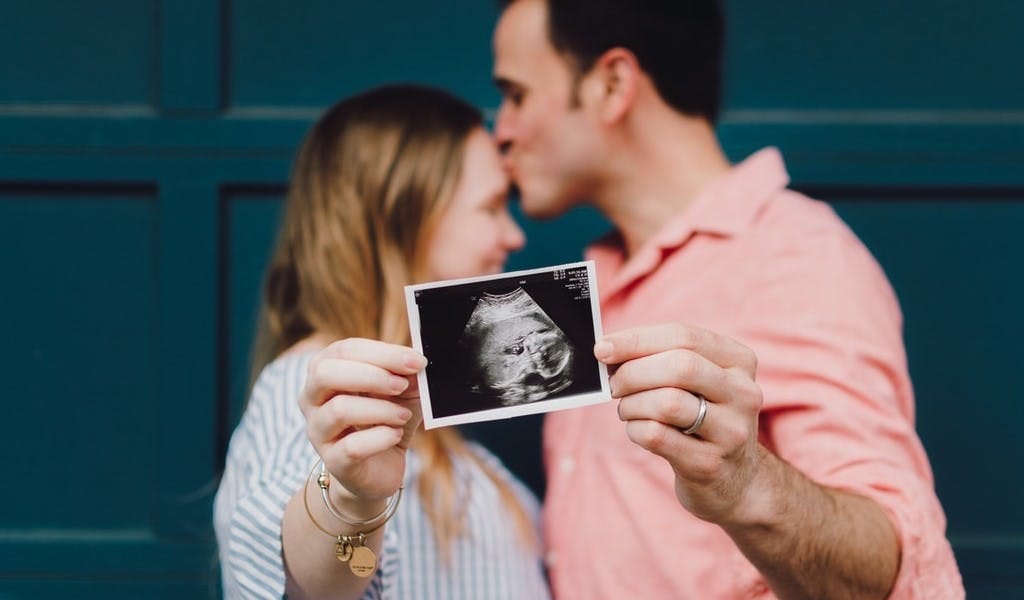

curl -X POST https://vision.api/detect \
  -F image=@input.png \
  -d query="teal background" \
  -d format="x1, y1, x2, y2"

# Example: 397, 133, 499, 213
1, 0, 1022, 596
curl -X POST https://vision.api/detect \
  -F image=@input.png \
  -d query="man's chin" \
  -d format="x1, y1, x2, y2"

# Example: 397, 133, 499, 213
517, 192, 566, 220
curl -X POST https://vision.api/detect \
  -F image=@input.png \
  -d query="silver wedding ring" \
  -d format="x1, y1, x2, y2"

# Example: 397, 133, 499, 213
681, 394, 708, 435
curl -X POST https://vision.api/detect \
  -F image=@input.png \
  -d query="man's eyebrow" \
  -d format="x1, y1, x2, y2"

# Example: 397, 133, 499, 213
493, 77, 519, 93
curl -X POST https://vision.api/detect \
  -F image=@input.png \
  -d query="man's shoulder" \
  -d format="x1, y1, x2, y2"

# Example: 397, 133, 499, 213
748, 187, 888, 281
761, 187, 848, 234
759, 187, 879, 260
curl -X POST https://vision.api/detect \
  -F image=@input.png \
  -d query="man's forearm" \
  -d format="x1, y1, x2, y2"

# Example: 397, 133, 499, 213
721, 445, 901, 600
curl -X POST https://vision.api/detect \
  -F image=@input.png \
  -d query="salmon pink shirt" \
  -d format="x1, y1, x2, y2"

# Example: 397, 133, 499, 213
542, 148, 963, 599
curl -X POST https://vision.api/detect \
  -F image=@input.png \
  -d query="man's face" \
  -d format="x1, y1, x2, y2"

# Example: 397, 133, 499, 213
492, 0, 601, 219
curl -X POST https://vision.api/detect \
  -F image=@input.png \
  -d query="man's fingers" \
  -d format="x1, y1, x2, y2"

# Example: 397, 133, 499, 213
609, 347, 728, 401
623, 420, 736, 486
618, 386, 708, 426
618, 387, 754, 447
596, 323, 757, 376
624, 419, 701, 465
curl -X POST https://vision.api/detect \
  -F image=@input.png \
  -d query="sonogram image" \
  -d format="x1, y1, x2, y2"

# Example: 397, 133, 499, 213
459, 287, 574, 406
407, 261, 608, 428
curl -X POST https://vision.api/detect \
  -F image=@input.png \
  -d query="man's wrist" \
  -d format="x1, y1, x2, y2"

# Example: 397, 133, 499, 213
719, 444, 789, 534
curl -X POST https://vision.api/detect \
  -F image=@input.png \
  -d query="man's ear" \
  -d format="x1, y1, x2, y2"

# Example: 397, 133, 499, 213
585, 47, 640, 124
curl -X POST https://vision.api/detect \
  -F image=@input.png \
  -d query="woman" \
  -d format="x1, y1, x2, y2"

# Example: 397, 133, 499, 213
214, 84, 548, 599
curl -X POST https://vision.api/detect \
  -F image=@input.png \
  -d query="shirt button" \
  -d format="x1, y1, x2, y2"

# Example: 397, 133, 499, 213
559, 457, 575, 473
545, 551, 558, 567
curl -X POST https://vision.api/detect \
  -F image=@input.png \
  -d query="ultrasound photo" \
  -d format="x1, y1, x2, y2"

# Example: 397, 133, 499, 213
406, 261, 610, 429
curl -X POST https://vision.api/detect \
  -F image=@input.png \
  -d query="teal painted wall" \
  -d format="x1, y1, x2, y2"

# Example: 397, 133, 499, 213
1, 1, 1021, 596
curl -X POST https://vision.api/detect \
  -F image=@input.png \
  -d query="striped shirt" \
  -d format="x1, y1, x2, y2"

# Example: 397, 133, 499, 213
214, 351, 550, 599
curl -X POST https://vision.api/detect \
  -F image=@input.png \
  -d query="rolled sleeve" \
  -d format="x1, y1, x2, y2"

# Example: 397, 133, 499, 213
753, 343, 964, 598
825, 462, 962, 598
742, 226, 963, 598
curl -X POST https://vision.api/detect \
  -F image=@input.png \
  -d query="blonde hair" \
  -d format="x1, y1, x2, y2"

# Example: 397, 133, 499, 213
251, 84, 535, 556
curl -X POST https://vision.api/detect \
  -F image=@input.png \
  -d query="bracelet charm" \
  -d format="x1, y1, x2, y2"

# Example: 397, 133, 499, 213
334, 532, 377, 577
335, 536, 354, 562
349, 545, 377, 577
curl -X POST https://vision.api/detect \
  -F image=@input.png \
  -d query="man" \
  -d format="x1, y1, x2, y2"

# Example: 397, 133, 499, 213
491, 0, 963, 597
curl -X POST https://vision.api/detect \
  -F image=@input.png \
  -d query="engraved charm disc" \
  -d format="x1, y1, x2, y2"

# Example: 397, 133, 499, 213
348, 545, 378, 577
335, 539, 353, 562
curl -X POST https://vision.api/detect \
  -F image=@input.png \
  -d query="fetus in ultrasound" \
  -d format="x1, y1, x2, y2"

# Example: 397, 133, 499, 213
460, 287, 574, 406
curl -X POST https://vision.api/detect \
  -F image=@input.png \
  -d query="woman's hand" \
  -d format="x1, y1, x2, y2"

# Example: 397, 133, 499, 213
298, 338, 427, 512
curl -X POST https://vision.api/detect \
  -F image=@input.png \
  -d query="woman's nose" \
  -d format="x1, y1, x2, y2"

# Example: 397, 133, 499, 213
503, 213, 526, 251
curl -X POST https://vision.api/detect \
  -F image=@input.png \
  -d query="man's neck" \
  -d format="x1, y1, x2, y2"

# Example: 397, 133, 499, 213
593, 116, 731, 258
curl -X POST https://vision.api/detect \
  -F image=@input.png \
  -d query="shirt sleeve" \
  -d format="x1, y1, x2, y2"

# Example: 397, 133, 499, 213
737, 219, 964, 598
213, 354, 399, 599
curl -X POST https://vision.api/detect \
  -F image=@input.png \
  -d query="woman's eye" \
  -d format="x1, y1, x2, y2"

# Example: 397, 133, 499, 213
487, 198, 507, 215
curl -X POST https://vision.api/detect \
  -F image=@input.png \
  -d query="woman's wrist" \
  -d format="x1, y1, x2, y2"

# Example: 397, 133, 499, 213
326, 480, 389, 523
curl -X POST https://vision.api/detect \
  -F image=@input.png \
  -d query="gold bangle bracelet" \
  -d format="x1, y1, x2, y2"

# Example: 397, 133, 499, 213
302, 458, 401, 577
303, 458, 401, 537
316, 460, 401, 527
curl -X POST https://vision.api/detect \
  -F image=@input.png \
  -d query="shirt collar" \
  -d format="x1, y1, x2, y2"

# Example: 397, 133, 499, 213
651, 146, 790, 249
587, 147, 791, 296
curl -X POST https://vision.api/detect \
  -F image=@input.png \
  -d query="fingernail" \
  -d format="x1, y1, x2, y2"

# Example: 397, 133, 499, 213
397, 407, 413, 422
594, 340, 613, 361
405, 352, 428, 370
388, 375, 409, 393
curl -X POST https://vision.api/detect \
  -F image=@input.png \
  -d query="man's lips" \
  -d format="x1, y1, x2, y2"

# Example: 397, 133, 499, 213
502, 157, 519, 180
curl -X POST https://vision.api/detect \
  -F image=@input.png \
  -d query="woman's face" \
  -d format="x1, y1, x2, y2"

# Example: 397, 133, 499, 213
424, 128, 526, 281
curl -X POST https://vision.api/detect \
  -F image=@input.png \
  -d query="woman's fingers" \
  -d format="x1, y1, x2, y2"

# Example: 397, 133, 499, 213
304, 357, 412, 407
295, 338, 426, 503
320, 338, 427, 375
307, 394, 414, 443
302, 339, 427, 409
321, 425, 406, 465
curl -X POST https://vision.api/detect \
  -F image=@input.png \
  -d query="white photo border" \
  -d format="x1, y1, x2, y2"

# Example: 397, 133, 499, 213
405, 260, 610, 429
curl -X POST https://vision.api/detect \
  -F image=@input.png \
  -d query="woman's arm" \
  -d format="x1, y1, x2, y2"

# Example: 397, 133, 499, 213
285, 338, 426, 599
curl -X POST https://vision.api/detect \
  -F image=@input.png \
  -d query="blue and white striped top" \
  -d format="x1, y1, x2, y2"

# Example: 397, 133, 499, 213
214, 351, 550, 599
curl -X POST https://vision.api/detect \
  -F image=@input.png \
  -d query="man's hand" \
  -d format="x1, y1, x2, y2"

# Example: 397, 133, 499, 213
595, 323, 765, 525
596, 323, 903, 598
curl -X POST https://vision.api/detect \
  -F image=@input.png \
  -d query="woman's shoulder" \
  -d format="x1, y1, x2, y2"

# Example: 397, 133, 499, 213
259, 349, 316, 381
251, 351, 316, 402
233, 350, 316, 441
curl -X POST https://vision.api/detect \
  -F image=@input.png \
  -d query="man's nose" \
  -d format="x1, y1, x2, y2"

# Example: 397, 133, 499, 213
493, 105, 514, 154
